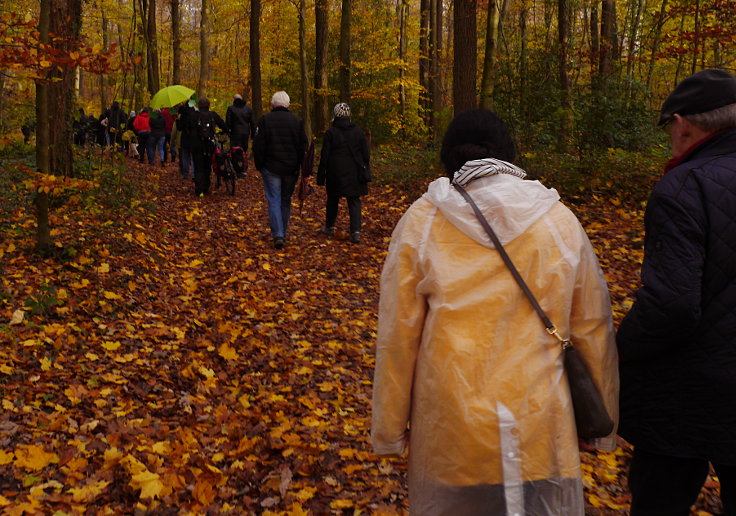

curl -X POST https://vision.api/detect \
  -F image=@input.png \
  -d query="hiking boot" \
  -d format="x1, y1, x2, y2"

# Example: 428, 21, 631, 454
274, 237, 285, 250
320, 226, 335, 237
350, 232, 361, 243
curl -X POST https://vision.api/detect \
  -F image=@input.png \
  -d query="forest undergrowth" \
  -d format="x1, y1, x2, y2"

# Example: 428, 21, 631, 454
0, 148, 724, 514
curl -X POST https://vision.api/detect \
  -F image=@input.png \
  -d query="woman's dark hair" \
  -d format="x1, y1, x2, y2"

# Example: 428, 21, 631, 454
440, 109, 516, 177
198, 97, 211, 110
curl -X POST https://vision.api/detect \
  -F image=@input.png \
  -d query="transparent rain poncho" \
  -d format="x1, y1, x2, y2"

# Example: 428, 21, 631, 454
372, 172, 619, 515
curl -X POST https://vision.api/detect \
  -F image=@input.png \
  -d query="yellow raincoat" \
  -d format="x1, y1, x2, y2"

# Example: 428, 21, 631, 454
372, 173, 619, 515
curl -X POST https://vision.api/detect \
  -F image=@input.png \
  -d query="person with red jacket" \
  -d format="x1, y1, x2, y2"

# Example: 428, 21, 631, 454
132, 108, 152, 163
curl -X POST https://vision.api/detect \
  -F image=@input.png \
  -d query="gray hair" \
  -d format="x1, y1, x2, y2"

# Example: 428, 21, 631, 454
685, 103, 736, 132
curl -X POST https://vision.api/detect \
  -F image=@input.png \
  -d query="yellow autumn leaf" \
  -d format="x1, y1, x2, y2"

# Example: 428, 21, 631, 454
262, 262, 271, 271
188, 259, 203, 267
102, 341, 121, 351
130, 470, 163, 499
218, 343, 239, 361
103, 291, 121, 300
295, 487, 316, 502
39, 357, 51, 371
238, 393, 251, 409
330, 499, 354, 509
97, 263, 110, 273
0, 364, 13, 375
14, 444, 59, 471
67, 479, 110, 503
0, 450, 13, 465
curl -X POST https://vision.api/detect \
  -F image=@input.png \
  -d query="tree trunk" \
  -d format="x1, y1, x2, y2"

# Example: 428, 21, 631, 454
429, 0, 441, 138
101, 10, 109, 112
397, 0, 409, 133
519, 5, 528, 122
419, 0, 429, 120
250, 0, 262, 120
314, 0, 329, 134
590, 1, 599, 79
339, 0, 351, 103
453, 0, 477, 114
298, 0, 311, 141
597, 0, 615, 92
645, 0, 668, 91
691, 0, 700, 75
479, 0, 505, 110
434, 0, 443, 116
557, 0, 572, 150
625, 0, 644, 83
197, 0, 209, 97
171, 0, 182, 84
35, 0, 51, 253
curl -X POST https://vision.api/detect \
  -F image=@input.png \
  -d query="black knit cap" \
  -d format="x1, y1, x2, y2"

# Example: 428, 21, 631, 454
659, 69, 736, 125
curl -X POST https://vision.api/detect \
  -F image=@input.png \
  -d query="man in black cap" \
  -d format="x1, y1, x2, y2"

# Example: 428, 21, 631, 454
617, 69, 736, 514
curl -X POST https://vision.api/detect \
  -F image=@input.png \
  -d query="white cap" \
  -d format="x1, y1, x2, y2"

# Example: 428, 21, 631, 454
271, 91, 290, 108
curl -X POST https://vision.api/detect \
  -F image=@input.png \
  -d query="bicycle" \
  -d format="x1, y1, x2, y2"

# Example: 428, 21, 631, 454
212, 134, 237, 195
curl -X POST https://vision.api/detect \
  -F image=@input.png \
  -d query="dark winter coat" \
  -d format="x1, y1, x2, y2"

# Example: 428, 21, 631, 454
226, 98, 256, 139
176, 104, 195, 149
316, 117, 370, 198
149, 113, 166, 139
253, 106, 308, 176
186, 109, 227, 152
617, 128, 736, 464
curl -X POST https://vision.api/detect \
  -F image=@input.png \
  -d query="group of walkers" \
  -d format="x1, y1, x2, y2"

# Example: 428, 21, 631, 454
170, 90, 370, 249
372, 68, 736, 515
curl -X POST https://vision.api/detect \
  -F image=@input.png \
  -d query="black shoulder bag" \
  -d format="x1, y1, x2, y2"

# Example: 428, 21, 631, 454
453, 182, 614, 440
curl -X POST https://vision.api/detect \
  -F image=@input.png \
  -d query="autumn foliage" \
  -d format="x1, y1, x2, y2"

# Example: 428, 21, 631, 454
0, 149, 726, 514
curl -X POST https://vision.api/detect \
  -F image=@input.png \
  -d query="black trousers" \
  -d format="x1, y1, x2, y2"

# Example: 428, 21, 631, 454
629, 448, 736, 515
193, 151, 212, 195
326, 194, 361, 234
230, 133, 249, 151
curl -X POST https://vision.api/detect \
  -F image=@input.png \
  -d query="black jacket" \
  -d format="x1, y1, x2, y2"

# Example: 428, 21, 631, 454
187, 109, 227, 152
226, 98, 256, 139
149, 113, 166, 138
617, 128, 736, 463
316, 117, 370, 198
253, 107, 308, 176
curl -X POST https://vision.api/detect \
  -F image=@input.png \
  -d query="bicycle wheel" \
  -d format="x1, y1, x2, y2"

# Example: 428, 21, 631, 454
225, 160, 236, 195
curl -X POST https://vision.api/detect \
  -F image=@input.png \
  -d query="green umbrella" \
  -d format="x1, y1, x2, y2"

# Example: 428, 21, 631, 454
150, 85, 196, 109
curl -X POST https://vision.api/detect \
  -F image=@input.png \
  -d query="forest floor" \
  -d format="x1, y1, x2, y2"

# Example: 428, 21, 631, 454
0, 151, 724, 514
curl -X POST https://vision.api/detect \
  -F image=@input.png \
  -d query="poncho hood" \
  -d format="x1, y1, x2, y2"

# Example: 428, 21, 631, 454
423, 167, 561, 248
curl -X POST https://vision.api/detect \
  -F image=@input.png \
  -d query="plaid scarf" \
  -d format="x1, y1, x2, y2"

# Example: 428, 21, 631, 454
452, 158, 527, 187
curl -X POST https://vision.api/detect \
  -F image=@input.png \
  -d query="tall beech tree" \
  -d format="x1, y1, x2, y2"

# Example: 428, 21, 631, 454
338, 0, 351, 103
453, 0, 477, 114
250, 0, 262, 120
314, 0, 329, 134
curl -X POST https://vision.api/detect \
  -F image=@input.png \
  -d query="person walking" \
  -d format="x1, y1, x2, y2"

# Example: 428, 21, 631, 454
253, 91, 308, 249
188, 97, 226, 196
316, 103, 370, 244
100, 100, 125, 150
617, 69, 736, 515
225, 94, 256, 151
176, 99, 196, 180
162, 107, 176, 163
132, 107, 151, 163
148, 109, 166, 166
371, 109, 619, 515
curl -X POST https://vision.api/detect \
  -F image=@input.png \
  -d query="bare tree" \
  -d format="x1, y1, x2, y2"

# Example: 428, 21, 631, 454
171, 0, 182, 84
197, 0, 209, 97
314, 0, 329, 134
250, 0, 262, 120
479, 0, 507, 110
339, 0, 351, 103
453, 0, 478, 113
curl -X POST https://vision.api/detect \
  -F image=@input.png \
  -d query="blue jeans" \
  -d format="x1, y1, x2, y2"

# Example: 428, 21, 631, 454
147, 136, 164, 164
179, 146, 193, 179
260, 169, 298, 239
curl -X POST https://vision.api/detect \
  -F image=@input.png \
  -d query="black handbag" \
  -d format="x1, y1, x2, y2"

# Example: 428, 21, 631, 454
453, 182, 614, 440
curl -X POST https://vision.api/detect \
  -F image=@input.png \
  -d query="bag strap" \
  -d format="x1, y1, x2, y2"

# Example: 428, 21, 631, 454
452, 182, 571, 348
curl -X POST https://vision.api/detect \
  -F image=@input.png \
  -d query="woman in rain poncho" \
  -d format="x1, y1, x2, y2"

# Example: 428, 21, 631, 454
371, 109, 619, 515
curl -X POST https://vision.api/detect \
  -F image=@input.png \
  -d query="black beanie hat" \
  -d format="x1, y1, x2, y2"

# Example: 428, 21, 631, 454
659, 69, 736, 125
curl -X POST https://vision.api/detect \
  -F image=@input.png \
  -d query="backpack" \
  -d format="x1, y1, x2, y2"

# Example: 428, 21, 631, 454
196, 111, 216, 145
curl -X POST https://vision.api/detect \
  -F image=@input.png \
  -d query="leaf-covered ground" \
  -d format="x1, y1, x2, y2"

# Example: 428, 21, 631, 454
0, 154, 724, 514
